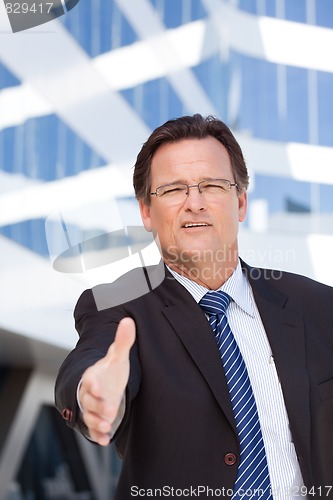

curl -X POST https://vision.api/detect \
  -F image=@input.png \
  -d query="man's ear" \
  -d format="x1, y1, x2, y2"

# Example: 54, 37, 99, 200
139, 199, 152, 232
238, 191, 247, 222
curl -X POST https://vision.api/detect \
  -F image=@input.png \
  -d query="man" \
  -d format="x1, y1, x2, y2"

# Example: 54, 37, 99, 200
55, 115, 333, 499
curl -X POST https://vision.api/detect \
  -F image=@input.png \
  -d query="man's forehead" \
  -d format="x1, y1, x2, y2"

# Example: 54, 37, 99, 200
151, 137, 231, 175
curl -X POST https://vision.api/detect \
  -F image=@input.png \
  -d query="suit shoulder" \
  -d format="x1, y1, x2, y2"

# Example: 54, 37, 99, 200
245, 264, 333, 307
270, 269, 331, 295
75, 263, 166, 316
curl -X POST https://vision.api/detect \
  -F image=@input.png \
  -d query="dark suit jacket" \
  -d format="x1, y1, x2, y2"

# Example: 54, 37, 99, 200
55, 262, 333, 498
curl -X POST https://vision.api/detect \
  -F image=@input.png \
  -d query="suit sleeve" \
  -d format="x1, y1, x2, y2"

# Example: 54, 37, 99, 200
54, 287, 141, 442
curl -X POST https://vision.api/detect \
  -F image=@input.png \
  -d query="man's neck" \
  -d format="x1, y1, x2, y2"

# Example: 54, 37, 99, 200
165, 259, 238, 290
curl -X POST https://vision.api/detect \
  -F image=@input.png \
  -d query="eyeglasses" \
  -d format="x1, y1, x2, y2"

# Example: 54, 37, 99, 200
150, 178, 238, 202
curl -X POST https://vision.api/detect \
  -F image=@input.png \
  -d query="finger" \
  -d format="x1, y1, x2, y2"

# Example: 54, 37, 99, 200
83, 408, 112, 435
105, 317, 136, 363
81, 391, 109, 415
88, 428, 112, 447
80, 368, 104, 400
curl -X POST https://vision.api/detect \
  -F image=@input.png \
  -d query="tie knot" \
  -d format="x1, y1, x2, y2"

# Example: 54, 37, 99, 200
199, 290, 231, 316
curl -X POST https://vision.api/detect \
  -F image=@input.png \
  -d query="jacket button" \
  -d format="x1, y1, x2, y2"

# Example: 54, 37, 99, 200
62, 408, 73, 422
224, 453, 237, 465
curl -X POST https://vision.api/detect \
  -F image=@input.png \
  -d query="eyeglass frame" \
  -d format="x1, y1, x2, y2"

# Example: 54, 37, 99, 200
150, 178, 238, 198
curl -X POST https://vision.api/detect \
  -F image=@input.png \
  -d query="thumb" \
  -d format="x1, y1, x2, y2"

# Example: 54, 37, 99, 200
106, 317, 136, 363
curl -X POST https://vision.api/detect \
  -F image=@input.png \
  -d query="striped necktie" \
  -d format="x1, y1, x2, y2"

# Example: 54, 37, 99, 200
199, 290, 272, 500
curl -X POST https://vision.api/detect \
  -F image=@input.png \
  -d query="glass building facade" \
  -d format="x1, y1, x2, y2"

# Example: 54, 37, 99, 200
0, 0, 332, 497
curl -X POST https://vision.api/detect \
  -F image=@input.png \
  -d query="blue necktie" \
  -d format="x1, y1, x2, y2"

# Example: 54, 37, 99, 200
199, 290, 272, 499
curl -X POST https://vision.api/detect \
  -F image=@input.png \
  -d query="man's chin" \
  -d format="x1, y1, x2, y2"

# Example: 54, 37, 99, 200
164, 243, 236, 267
165, 248, 215, 267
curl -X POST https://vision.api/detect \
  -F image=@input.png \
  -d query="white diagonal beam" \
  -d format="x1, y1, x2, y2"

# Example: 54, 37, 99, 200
114, 0, 217, 116
203, 0, 333, 73
0, 4, 149, 164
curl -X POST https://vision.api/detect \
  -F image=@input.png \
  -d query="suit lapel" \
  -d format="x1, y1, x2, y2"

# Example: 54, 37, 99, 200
244, 263, 311, 482
158, 272, 238, 435
155, 263, 311, 482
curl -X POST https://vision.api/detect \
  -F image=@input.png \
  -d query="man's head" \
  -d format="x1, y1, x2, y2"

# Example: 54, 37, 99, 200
133, 114, 249, 205
133, 114, 249, 287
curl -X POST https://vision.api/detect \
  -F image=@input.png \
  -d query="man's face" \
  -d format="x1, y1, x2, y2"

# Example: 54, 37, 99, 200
139, 137, 247, 270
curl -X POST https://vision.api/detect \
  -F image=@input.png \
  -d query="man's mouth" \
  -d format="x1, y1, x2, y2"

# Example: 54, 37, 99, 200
182, 222, 211, 228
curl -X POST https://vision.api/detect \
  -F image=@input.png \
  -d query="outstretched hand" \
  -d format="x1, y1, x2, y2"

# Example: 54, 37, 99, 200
79, 317, 136, 446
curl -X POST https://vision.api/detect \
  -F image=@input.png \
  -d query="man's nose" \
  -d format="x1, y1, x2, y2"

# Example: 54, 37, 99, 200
183, 186, 206, 212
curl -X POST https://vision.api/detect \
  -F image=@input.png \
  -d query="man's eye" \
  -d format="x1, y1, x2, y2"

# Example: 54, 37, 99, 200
204, 183, 223, 189
163, 186, 184, 195
203, 183, 227, 191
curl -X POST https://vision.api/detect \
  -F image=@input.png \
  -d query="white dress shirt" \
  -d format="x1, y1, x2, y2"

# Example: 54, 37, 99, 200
168, 261, 306, 500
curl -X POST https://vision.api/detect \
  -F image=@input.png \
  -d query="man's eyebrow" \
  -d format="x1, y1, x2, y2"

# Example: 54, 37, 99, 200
159, 177, 217, 186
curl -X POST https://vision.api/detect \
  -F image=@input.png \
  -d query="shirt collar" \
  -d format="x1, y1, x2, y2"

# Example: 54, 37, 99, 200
167, 260, 255, 317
